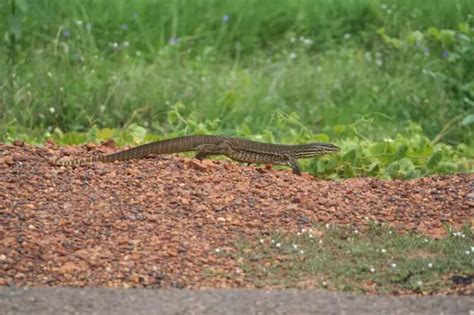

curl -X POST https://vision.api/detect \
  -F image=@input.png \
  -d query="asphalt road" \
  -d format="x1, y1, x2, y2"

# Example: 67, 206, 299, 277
1, 288, 473, 315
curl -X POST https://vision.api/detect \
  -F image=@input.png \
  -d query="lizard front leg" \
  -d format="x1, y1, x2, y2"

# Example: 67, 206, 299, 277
286, 155, 301, 175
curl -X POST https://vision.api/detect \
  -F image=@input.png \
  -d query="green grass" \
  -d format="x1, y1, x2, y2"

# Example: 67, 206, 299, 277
232, 224, 473, 294
1, 0, 473, 178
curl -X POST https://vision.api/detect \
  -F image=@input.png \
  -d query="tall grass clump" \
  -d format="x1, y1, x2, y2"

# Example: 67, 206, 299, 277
1, 0, 473, 154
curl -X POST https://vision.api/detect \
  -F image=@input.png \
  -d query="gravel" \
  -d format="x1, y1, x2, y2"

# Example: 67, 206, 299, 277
0, 142, 472, 288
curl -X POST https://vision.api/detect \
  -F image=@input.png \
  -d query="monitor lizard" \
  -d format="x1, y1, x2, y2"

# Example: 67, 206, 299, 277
52, 135, 340, 175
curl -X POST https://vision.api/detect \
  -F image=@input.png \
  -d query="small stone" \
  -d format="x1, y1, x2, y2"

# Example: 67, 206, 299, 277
0, 156, 14, 166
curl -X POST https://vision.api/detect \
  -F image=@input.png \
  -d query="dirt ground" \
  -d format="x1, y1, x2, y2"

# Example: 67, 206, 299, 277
0, 142, 472, 289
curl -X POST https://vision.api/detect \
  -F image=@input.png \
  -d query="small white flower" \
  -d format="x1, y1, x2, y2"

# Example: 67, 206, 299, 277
369, 267, 375, 273
471, 246, 474, 252
299, 250, 304, 255
112, 42, 119, 49
381, 248, 387, 253
325, 223, 330, 229
466, 251, 471, 255
308, 234, 314, 239
47, 72, 52, 77
75, 20, 83, 26
364, 52, 372, 63
235, 267, 242, 274
302, 38, 313, 46
354, 229, 359, 234
289, 52, 297, 60
424, 238, 429, 243
322, 281, 327, 286
391, 263, 397, 268
276, 243, 281, 248
417, 280, 423, 286
388, 230, 393, 234
344, 33, 351, 40
214, 248, 221, 253
318, 239, 323, 244
271, 239, 275, 244
297, 232, 301, 236
49, 107, 55, 114
292, 244, 298, 249
301, 228, 306, 233
375, 59, 383, 67
259, 239, 264, 244
122, 41, 129, 48
428, 263, 433, 268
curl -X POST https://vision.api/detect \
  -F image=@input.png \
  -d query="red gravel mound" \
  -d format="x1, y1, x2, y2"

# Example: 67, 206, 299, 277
0, 142, 472, 288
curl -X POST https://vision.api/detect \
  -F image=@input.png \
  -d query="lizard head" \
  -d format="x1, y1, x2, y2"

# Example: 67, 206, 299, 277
295, 142, 341, 158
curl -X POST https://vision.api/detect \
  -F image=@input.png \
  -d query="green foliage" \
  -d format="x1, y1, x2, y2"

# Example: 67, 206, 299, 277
376, 18, 474, 142
311, 122, 472, 179
4, 111, 471, 179
236, 224, 473, 293
1, 0, 473, 177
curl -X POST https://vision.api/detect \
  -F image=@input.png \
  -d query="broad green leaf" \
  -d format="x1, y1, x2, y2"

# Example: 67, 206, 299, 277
342, 148, 356, 163
436, 162, 458, 173
458, 22, 470, 33
439, 29, 456, 46
427, 27, 441, 40
127, 124, 147, 143
386, 161, 400, 178
395, 144, 408, 159
97, 128, 116, 141
61, 132, 88, 145
367, 162, 379, 175
427, 151, 443, 168
343, 163, 355, 178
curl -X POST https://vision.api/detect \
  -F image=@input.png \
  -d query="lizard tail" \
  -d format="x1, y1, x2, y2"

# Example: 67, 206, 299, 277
51, 141, 170, 166
51, 135, 216, 166
51, 155, 106, 166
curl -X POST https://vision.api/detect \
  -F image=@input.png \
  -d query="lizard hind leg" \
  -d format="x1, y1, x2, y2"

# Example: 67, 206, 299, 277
194, 143, 227, 160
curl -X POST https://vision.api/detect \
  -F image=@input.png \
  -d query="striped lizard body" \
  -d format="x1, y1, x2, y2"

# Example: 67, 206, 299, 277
52, 135, 340, 175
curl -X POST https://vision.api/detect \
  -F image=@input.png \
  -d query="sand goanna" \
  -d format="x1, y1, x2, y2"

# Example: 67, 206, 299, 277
52, 135, 340, 175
